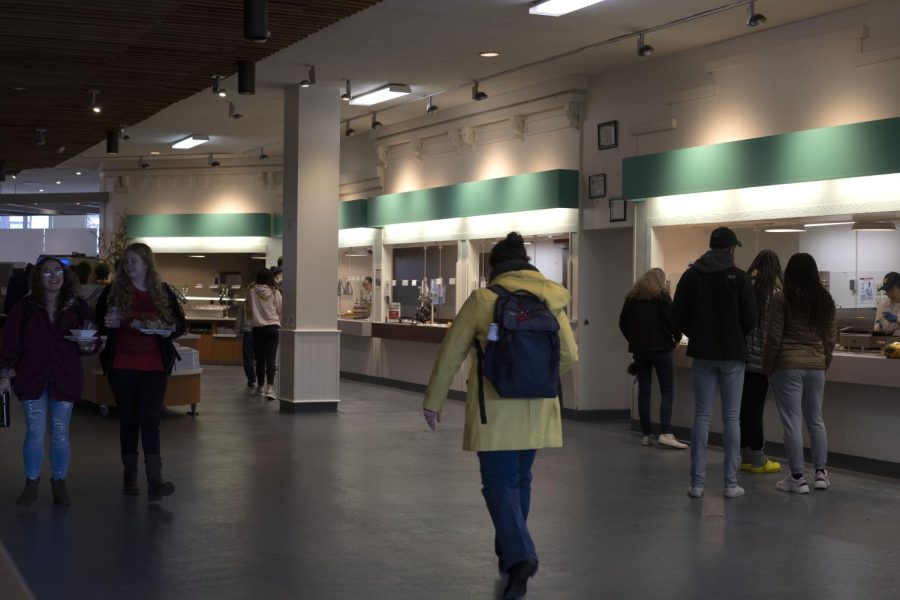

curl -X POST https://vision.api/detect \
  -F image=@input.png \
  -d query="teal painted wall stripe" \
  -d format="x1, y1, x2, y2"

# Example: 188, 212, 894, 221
339, 199, 368, 229
622, 116, 900, 200
128, 213, 272, 237
272, 214, 283, 237
367, 169, 578, 227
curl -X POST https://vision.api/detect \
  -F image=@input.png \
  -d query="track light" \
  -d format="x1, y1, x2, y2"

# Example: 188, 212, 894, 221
258, 147, 269, 161
137, 156, 149, 170
228, 101, 243, 119
212, 76, 227, 97
119, 125, 130, 140
238, 60, 255, 95
208, 154, 221, 168
344, 122, 355, 137
371, 113, 383, 130
341, 80, 351, 102
36, 129, 46, 146
243, 0, 270, 42
106, 131, 119, 154
56, 146, 66, 154
637, 33, 654, 57
746, 1, 766, 27
88, 90, 101, 113
472, 82, 488, 101
426, 96, 439, 115
300, 65, 316, 88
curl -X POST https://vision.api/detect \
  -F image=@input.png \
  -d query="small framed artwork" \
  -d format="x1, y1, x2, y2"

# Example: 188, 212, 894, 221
597, 120, 618, 151
609, 198, 627, 222
588, 173, 606, 199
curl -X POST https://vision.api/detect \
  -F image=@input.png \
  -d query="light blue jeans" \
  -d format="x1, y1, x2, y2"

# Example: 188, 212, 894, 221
770, 369, 828, 474
691, 359, 745, 488
22, 389, 74, 480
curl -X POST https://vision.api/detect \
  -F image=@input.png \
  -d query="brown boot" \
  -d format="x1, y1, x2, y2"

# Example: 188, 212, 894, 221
145, 455, 174, 502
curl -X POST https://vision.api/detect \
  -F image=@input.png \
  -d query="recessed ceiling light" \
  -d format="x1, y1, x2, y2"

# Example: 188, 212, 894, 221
37, 190, 43, 194
150, 151, 160, 155
75, 171, 82, 176
172, 135, 210, 149
764, 225, 807, 233
479, 51, 499, 58
804, 221, 854, 227
56, 181, 61, 185
251, 256, 267, 260
189, 255, 206, 258
349, 84, 412, 106
529, 0, 605, 17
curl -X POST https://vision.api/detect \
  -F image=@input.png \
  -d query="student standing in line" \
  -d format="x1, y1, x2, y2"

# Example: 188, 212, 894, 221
96, 243, 186, 502
618, 268, 686, 449
235, 288, 255, 389
247, 268, 282, 400
422, 232, 578, 600
740, 250, 783, 474
672, 227, 757, 499
763, 253, 836, 494
0, 257, 98, 507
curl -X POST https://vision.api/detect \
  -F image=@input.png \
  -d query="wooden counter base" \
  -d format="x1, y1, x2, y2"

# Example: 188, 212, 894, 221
93, 370, 202, 408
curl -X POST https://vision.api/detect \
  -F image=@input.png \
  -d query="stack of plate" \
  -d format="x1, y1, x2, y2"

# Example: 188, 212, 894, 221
173, 346, 200, 372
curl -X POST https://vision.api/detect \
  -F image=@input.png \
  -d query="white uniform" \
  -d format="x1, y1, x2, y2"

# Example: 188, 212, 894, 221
874, 297, 900, 336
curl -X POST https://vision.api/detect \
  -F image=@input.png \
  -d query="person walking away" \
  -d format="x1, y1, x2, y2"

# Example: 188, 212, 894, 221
422, 232, 578, 600
248, 268, 282, 400
235, 289, 255, 388
874, 271, 900, 336
740, 250, 783, 474
0, 257, 99, 507
763, 253, 837, 493
619, 268, 686, 449
96, 243, 186, 501
672, 227, 757, 499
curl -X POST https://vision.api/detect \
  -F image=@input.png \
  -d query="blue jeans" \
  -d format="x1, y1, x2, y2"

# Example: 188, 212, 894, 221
770, 369, 828, 474
690, 360, 744, 488
478, 450, 538, 571
634, 350, 675, 435
22, 389, 74, 480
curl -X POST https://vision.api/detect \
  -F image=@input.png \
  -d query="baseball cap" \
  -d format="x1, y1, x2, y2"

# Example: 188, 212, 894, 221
709, 227, 742, 249
879, 271, 900, 292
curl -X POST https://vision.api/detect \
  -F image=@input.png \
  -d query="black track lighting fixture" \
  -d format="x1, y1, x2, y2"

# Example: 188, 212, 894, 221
472, 81, 488, 101
138, 156, 149, 170
341, 80, 351, 102
106, 131, 119, 154
119, 125, 130, 140
371, 113, 383, 130
746, 1, 767, 27
212, 76, 227, 98
426, 96, 439, 115
228, 101, 243, 119
36, 128, 46, 146
637, 33, 654, 57
300, 65, 316, 88
238, 60, 255, 95
208, 154, 221, 168
88, 90, 101, 113
243, 0, 270, 42
344, 121, 355, 137
258, 146, 269, 161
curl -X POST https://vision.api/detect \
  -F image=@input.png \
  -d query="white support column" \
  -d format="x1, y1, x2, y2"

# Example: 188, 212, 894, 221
279, 84, 341, 413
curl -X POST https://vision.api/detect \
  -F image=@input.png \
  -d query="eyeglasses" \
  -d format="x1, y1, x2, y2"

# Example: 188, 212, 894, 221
41, 268, 65, 277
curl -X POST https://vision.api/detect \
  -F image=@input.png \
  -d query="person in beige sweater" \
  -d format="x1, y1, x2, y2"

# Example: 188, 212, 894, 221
763, 253, 836, 494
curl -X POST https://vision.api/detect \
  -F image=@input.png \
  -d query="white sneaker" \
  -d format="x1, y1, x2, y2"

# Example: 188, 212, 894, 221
264, 385, 276, 400
776, 474, 810, 494
641, 435, 653, 446
255, 386, 265, 396
724, 485, 745, 498
687, 486, 704, 498
657, 433, 687, 449
814, 469, 830, 490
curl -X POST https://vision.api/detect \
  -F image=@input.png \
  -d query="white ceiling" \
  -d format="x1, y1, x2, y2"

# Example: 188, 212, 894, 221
4, 0, 867, 195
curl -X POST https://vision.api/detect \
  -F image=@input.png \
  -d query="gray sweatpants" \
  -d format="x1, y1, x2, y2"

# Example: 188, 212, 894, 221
770, 369, 828, 473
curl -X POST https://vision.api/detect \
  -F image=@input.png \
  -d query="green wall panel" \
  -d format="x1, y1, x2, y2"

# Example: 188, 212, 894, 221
622, 116, 900, 200
128, 213, 272, 237
272, 214, 283, 237
339, 199, 368, 229
367, 169, 578, 227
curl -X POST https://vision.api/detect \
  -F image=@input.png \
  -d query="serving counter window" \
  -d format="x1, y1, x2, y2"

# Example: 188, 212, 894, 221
338, 248, 374, 320
476, 236, 570, 289
389, 244, 457, 322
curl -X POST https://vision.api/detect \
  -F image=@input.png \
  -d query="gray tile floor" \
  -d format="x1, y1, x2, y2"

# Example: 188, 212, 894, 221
1, 365, 900, 599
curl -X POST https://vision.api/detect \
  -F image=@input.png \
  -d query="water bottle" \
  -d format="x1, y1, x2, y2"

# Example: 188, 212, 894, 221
0, 390, 10, 428
487, 322, 499, 342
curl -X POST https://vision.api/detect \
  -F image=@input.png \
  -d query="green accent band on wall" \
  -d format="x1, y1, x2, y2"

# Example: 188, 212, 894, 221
339, 199, 368, 229
128, 213, 272, 237
367, 169, 578, 227
622, 116, 900, 200
272, 214, 283, 237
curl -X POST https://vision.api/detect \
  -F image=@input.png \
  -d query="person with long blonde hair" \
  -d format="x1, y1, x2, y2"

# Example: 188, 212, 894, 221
96, 243, 185, 501
619, 268, 685, 448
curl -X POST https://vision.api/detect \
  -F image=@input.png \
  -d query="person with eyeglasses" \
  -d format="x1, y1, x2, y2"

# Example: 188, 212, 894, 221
0, 257, 98, 507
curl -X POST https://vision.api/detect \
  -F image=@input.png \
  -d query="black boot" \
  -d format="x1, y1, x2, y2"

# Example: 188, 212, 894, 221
145, 455, 174, 502
503, 560, 538, 600
51, 478, 71, 506
16, 478, 39, 507
123, 454, 139, 496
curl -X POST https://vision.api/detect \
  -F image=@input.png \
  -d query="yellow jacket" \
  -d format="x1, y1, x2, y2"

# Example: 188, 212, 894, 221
423, 267, 578, 451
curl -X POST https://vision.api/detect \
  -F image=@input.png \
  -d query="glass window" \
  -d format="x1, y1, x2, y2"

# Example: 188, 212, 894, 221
86, 214, 100, 229
8, 216, 24, 230
28, 215, 49, 229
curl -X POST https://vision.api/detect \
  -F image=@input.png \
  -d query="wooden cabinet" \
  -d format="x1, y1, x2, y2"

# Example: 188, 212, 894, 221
197, 334, 214, 362
211, 335, 242, 364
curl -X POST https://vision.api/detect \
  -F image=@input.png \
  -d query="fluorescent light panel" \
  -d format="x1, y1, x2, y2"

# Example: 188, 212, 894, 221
804, 221, 854, 227
764, 226, 806, 233
171, 135, 210, 149
349, 84, 411, 106
529, 0, 605, 17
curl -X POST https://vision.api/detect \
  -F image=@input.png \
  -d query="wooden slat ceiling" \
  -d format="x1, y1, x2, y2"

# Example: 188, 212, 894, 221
0, 0, 381, 175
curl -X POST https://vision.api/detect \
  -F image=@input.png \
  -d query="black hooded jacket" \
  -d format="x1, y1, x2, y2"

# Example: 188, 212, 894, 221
671, 249, 757, 361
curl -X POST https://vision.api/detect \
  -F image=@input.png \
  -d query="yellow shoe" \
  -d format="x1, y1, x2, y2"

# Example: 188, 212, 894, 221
748, 458, 782, 474
740, 463, 752, 472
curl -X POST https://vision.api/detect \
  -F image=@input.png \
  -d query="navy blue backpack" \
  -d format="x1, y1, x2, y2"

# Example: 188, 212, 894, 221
474, 285, 561, 424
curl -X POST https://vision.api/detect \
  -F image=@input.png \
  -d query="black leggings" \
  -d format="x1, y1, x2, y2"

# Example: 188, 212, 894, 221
108, 369, 168, 457
252, 326, 279, 386
739, 370, 769, 451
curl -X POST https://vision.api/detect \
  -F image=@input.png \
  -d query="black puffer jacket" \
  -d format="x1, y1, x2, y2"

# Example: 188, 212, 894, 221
672, 250, 757, 361
619, 294, 682, 353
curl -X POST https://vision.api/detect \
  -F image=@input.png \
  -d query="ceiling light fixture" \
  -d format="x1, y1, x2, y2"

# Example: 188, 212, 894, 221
56, 146, 66, 154
471, 81, 488, 101
300, 65, 316, 88
38, 189, 44, 193
349, 83, 411, 106
243, 0, 270, 42
480, 51, 500, 58
426, 96, 439, 115
371, 113, 383, 130
344, 122, 355, 137
106, 131, 119, 154
259, 147, 269, 160
746, 1, 767, 27
55, 180, 61, 185
637, 33, 654, 57
36, 129, 46, 146
238, 60, 255, 94
88, 90, 101, 113
150, 151, 160, 155
228, 101, 243, 119
851, 221, 897, 232
172, 135, 210, 149
212, 76, 227, 98
189, 255, 207, 258
341, 80, 352, 102
529, 0, 606, 18
764, 225, 807, 233
138, 156, 149, 170
75, 171, 82, 176
804, 221, 854, 228
208, 154, 221, 168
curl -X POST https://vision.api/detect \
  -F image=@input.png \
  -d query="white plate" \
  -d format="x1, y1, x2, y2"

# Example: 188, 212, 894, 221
139, 329, 173, 335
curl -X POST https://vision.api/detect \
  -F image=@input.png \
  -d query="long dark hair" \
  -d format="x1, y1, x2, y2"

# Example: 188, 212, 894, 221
783, 253, 834, 337
748, 250, 783, 312
28, 257, 79, 316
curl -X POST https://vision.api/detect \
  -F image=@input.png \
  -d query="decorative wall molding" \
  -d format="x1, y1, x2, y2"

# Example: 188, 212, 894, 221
565, 101, 582, 130
852, 43, 900, 68
629, 118, 677, 137
666, 85, 718, 105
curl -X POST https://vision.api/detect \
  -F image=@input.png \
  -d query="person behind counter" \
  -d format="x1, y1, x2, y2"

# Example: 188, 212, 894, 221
96, 243, 186, 502
361, 276, 374, 305
422, 232, 578, 600
763, 253, 836, 494
0, 257, 99, 507
247, 268, 282, 400
618, 268, 686, 449
875, 271, 900, 336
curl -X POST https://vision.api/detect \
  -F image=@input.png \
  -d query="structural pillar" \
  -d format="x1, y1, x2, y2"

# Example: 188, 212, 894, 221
279, 84, 341, 412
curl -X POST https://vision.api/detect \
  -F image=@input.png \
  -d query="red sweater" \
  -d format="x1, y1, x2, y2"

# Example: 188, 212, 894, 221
111, 289, 164, 371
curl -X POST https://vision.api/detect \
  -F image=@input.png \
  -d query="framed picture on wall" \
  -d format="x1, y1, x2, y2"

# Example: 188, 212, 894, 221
609, 198, 627, 222
597, 120, 618, 150
588, 173, 606, 199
